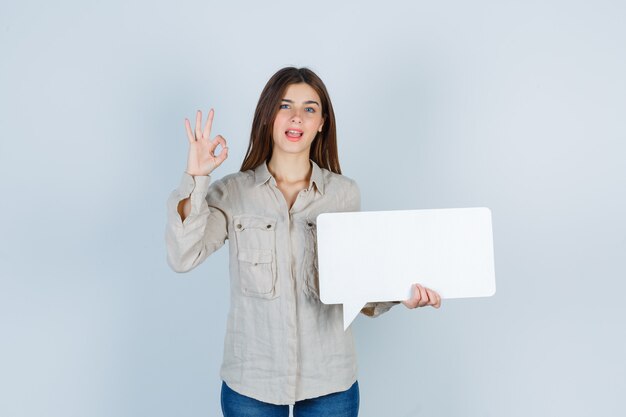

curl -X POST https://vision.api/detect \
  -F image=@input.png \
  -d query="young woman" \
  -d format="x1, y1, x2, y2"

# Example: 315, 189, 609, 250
165, 67, 442, 417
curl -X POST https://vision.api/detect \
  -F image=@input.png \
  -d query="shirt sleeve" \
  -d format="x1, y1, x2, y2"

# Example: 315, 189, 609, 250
165, 171, 229, 273
347, 179, 401, 318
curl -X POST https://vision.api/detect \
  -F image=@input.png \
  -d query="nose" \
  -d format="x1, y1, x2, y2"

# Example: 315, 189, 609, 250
290, 108, 303, 123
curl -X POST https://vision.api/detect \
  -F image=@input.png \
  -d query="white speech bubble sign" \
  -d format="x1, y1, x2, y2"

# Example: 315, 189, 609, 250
316, 207, 496, 330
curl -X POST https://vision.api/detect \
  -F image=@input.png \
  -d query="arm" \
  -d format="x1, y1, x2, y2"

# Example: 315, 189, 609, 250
166, 107, 230, 273
165, 172, 228, 273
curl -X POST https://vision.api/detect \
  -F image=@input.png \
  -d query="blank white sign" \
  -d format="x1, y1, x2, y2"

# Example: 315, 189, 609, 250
316, 207, 496, 330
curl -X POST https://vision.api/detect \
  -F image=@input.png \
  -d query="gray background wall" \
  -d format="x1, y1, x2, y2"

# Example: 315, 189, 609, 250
1, 1, 624, 416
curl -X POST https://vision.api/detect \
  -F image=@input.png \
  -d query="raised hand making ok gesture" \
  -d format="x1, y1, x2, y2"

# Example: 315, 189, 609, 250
185, 108, 228, 176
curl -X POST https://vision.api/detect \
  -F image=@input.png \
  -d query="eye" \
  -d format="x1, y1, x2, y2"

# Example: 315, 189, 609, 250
279, 104, 289, 109
305, 107, 316, 113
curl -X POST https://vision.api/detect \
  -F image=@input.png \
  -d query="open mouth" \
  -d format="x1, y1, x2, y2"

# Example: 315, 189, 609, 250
285, 129, 304, 141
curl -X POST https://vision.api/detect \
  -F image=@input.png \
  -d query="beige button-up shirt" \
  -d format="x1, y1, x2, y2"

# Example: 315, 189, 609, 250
165, 159, 398, 405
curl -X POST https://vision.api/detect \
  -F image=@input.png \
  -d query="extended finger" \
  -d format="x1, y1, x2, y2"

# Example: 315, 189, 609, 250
203, 108, 214, 140
195, 110, 203, 140
185, 118, 195, 143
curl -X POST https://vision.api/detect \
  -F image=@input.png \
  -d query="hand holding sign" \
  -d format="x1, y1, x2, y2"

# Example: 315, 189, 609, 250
402, 283, 442, 309
316, 207, 496, 330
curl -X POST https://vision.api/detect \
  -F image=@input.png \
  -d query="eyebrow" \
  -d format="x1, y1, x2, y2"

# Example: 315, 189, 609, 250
281, 98, 320, 107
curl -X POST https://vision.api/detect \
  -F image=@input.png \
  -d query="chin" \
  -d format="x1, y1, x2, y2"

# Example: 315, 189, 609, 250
275, 142, 312, 156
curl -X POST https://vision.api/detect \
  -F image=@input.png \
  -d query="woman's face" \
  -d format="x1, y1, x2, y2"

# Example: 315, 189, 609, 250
271, 82, 325, 158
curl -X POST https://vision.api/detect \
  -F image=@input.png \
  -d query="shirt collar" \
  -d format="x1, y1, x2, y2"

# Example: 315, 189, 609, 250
254, 159, 325, 195
253, 160, 274, 187
309, 159, 325, 195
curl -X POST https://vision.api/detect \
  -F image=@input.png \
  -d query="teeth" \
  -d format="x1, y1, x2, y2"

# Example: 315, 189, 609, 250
287, 130, 302, 135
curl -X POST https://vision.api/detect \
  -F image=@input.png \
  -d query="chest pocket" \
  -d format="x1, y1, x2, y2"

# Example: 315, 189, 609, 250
302, 217, 320, 300
233, 215, 279, 299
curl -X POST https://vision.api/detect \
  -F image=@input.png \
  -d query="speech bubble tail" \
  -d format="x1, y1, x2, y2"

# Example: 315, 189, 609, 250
343, 300, 365, 331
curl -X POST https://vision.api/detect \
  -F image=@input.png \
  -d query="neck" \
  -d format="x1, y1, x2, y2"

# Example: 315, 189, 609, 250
267, 152, 311, 184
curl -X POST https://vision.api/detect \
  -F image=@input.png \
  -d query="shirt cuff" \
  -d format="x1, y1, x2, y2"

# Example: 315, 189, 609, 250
360, 301, 400, 318
178, 171, 212, 198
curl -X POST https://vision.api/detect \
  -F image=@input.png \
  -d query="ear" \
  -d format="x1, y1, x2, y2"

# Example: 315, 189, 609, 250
318, 116, 325, 132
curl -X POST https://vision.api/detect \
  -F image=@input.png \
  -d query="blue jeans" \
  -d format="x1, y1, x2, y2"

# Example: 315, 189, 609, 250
220, 380, 360, 417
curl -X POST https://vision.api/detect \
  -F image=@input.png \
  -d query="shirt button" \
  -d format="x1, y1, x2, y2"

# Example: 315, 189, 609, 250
307, 222, 313, 227
266, 224, 272, 229
236, 224, 242, 229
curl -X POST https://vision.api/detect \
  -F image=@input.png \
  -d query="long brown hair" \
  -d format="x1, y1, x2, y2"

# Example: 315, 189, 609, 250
239, 67, 341, 174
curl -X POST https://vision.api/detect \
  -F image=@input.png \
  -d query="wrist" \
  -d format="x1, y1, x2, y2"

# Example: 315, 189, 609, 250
186, 170, 211, 177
